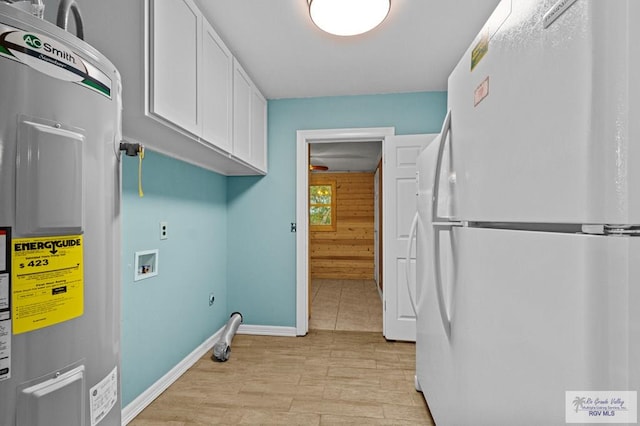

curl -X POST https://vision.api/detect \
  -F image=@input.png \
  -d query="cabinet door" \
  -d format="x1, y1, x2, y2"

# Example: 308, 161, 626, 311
150, 0, 200, 135
250, 89, 267, 172
233, 60, 252, 162
201, 20, 233, 152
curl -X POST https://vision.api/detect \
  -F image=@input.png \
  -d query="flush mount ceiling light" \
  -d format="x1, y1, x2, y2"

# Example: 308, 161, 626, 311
308, 0, 391, 36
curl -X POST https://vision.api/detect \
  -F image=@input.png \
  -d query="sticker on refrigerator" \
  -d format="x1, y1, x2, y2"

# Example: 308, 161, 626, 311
11, 235, 83, 334
0, 24, 112, 98
90, 366, 118, 426
471, 29, 489, 71
566, 391, 637, 423
469, 0, 511, 71
474, 77, 490, 106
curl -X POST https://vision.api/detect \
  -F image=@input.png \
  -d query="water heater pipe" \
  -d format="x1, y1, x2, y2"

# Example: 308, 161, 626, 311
56, 0, 83, 40
2, 0, 44, 18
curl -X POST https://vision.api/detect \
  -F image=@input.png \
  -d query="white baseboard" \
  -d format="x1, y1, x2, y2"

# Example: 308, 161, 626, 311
237, 324, 297, 337
121, 323, 296, 424
121, 326, 224, 425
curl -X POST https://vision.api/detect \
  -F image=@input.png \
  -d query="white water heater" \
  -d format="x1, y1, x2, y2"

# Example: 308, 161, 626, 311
0, 3, 121, 425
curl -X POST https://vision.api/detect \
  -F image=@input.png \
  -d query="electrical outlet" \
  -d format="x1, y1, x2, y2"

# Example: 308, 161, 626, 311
160, 221, 168, 240
209, 293, 215, 306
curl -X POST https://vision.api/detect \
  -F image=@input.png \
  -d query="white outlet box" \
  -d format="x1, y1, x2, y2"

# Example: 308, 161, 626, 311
134, 249, 158, 281
160, 221, 168, 240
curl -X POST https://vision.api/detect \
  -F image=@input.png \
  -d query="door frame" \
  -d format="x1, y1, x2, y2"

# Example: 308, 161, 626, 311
295, 127, 395, 335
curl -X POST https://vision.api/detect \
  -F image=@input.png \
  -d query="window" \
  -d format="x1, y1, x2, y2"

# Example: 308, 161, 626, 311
309, 180, 336, 231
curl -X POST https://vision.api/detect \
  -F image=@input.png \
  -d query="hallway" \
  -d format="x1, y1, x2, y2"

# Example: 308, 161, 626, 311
309, 279, 383, 333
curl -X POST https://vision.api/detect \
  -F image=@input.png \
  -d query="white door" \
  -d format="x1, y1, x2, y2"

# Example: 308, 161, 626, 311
426, 227, 639, 425
383, 134, 435, 341
447, 0, 639, 225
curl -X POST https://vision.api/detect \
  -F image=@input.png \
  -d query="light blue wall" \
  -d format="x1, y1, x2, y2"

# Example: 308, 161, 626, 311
37, 0, 447, 409
116, 92, 447, 406
227, 92, 447, 327
120, 151, 228, 406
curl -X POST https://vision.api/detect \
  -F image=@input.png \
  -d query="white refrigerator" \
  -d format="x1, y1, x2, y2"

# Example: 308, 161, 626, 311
415, 0, 639, 425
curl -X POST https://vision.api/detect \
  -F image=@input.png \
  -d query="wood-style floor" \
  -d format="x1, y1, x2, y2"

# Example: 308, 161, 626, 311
129, 279, 434, 425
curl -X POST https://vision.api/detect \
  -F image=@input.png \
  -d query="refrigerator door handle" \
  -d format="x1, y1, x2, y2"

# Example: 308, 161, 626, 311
432, 225, 451, 337
432, 109, 454, 224
405, 211, 419, 316
431, 109, 454, 337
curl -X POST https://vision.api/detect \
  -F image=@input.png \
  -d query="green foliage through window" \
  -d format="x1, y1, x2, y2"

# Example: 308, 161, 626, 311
310, 182, 336, 230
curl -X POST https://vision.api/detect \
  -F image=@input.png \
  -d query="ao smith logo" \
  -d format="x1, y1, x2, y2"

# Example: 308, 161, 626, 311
15, 238, 81, 254
22, 33, 76, 65
22, 33, 42, 48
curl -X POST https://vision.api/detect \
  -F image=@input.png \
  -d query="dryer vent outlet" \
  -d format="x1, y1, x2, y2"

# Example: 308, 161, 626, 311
212, 312, 243, 362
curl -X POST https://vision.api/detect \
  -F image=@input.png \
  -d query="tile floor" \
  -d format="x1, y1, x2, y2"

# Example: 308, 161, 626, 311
128, 278, 435, 425
129, 331, 434, 425
309, 279, 383, 333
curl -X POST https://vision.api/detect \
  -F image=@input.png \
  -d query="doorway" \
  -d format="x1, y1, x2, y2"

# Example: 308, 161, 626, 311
295, 127, 394, 335
308, 143, 381, 332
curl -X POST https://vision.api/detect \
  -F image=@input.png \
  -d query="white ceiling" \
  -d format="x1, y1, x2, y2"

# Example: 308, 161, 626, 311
195, 0, 501, 99
194, 0, 502, 171
310, 141, 382, 172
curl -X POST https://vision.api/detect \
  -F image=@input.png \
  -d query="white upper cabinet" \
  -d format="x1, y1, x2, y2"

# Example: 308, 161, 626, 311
250, 88, 267, 172
233, 59, 267, 173
146, 0, 266, 174
201, 19, 233, 153
84, 0, 266, 174
233, 60, 252, 163
149, 0, 201, 136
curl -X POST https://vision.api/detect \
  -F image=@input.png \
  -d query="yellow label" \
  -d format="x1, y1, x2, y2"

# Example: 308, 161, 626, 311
11, 235, 83, 334
471, 29, 489, 71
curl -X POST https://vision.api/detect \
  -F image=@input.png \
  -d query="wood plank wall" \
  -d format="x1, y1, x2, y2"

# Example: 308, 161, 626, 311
310, 172, 374, 280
